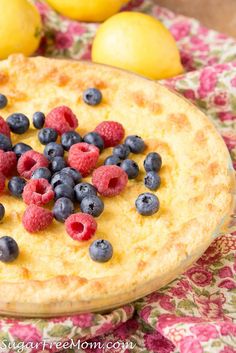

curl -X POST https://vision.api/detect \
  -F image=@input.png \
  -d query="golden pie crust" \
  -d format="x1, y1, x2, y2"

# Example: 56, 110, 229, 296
0, 55, 232, 316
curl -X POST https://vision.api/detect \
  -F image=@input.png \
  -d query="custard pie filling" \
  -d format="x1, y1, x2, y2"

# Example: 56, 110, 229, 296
0, 55, 232, 312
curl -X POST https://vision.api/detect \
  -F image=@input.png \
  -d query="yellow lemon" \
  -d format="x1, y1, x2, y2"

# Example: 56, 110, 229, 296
45, 0, 129, 22
0, 0, 42, 60
92, 12, 183, 80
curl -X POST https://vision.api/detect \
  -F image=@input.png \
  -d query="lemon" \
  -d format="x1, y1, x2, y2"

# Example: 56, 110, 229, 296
92, 12, 183, 80
0, 0, 42, 60
45, 0, 129, 22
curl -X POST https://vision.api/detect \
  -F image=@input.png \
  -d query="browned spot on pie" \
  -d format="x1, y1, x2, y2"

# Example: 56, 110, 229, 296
132, 91, 146, 107
47, 67, 59, 80
93, 280, 103, 291
207, 203, 218, 212
0, 71, 9, 85
188, 196, 202, 207
169, 113, 191, 131
208, 162, 220, 176
56, 275, 87, 287
134, 246, 148, 253
132, 91, 161, 114
37, 67, 59, 83
148, 101, 162, 114
138, 260, 147, 271
56, 74, 70, 87
93, 79, 108, 90
146, 139, 171, 154
72, 79, 97, 92
175, 242, 187, 253
145, 139, 159, 151
79, 76, 110, 91
8, 89, 28, 102
212, 184, 228, 195
189, 175, 200, 185
54, 275, 69, 287
195, 130, 207, 145
21, 267, 31, 279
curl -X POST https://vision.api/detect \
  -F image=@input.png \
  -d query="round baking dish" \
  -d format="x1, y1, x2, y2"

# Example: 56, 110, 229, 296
0, 56, 234, 317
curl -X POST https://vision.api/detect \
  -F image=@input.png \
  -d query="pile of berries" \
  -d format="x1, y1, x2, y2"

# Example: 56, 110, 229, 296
0, 89, 162, 264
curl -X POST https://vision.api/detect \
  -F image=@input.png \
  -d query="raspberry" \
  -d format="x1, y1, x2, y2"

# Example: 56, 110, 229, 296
22, 205, 53, 233
65, 213, 97, 241
68, 142, 99, 177
45, 106, 78, 135
23, 178, 54, 206
17, 150, 49, 179
0, 116, 10, 138
94, 121, 125, 147
0, 150, 17, 177
92, 165, 128, 197
0, 172, 6, 194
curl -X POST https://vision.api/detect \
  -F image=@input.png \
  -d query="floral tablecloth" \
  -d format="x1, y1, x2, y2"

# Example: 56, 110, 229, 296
0, 1, 235, 352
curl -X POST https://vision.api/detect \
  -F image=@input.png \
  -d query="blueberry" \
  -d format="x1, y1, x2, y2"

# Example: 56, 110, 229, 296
113, 144, 130, 160
124, 135, 145, 154
83, 132, 104, 152
83, 88, 102, 106
54, 184, 75, 201
80, 195, 104, 218
44, 142, 64, 161
104, 155, 121, 166
6, 113, 29, 134
61, 131, 82, 151
33, 112, 45, 129
120, 159, 139, 179
51, 172, 75, 189
135, 193, 160, 216
61, 167, 82, 184
53, 197, 74, 222
0, 204, 5, 221
0, 236, 19, 263
8, 177, 26, 197
31, 167, 51, 181
0, 94, 8, 109
74, 182, 97, 203
144, 152, 162, 172
0, 133, 12, 151
50, 156, 67, 174
38, 128, 58, 145
13, 142, 32, 158
89, 239, 113, 263
144, 172, 161, 191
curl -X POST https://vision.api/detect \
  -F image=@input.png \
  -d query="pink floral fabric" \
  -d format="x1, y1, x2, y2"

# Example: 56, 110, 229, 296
1, 1, 236, 352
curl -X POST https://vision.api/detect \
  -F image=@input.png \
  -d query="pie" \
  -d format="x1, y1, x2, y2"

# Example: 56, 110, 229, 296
0, 55, 233, 316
